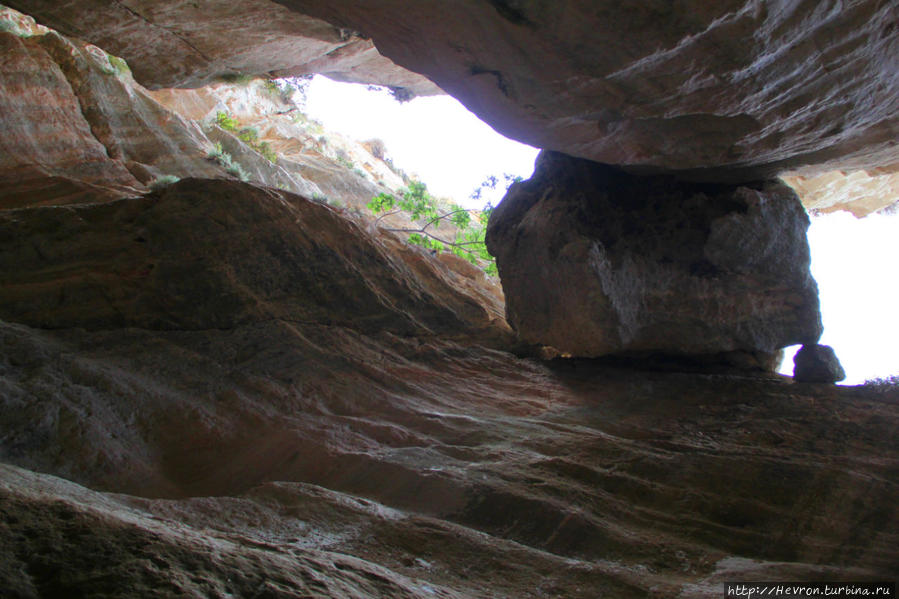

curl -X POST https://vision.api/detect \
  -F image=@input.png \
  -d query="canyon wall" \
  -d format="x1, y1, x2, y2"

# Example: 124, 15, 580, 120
1, 180, 896, 597
0, 4, 897, 597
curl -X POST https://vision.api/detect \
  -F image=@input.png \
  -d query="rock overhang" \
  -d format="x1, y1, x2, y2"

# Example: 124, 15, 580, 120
6, 0, 898, 182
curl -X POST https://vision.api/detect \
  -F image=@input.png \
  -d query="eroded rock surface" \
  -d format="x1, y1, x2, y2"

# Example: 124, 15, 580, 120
12, 0, 898, 178
486, 152, 822, 360
4, 0, 441, 95
1, 4, 897, 596
793, 344, 847, 384
0, 176, 896, 596
0, 16, 423, 213
0, 30, 143, 207
783, 166, 899, 217
0, 179, 506, 338
0, 24, 338, 208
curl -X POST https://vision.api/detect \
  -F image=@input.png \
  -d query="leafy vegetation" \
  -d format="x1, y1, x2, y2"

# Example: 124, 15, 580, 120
264, 76, 311, 105
214, 113, 276, 163
367, 181, 497, 276
364, 84, 415, 104
470, 173, 523, 202
238, 127, 259, 143
215, 111, 239, 132
256, 141, 277, 164
333, 149, 356, 171
108, 54, 130, 76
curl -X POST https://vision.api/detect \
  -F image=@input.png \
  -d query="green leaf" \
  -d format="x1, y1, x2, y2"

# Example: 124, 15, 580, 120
367, 192, 395, 213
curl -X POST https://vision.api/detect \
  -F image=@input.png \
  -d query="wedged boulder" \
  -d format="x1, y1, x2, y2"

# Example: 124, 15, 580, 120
486, 151, 823, 360
793, 344, 847, 383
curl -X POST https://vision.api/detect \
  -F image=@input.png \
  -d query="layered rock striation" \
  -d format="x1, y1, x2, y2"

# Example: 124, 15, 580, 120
11, 0, 898, 179
0, 14, 414, 216
1, 4, 897, 597
1, 180, 896, 596
0, 179, 506, 337
4, 0, 441, 95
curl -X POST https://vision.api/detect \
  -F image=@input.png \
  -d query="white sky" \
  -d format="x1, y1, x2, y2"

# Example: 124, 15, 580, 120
305, 76, 898, 385
779, 211, 899, 384
305, 76, 538, 208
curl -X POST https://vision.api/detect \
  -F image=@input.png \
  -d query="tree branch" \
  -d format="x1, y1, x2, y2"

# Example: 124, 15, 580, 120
374, 208, 404, 225
417, 208, 473, 232
382, 227, 495, 261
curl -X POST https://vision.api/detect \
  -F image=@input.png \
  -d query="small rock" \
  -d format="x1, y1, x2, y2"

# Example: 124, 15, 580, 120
793, 344, 846, 383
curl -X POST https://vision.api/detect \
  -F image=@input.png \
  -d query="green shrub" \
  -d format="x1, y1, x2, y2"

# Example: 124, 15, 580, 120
225, 162, 249, 182
262, 79, 280, 94
238, 127, 259, 143
212, 116, 278, 164
206, 143, 249, 182
207, 142, 227, 161
256, 141, 277, 164
215, 111, 239, 132
367, 192, 395, 213
334, 149, 355, 170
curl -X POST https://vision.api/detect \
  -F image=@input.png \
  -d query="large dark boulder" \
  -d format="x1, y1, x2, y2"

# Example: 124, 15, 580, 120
486, 151, 823, 361
793, 344, 847, 383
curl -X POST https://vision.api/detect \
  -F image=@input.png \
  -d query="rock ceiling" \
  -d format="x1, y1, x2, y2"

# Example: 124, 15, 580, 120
9, 0, 899, 181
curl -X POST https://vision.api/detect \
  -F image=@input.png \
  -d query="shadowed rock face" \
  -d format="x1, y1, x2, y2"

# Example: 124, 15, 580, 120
10, 0, 898, 178
0, 183, 897, 596
0, 179, 507, 339
486, 152, 822, 360
0, 180, 896, 596
0, 6, 897, 597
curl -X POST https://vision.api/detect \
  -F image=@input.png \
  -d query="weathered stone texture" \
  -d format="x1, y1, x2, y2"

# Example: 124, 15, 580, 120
793, 344, 847, 383
250, 0, 899, 177
0, 29, 224, 208
0, 179, 507, 338
0, 31, 142, 207
783, 165, 899, 217
486, 152, 823, 359
5, 0, 442, 94
8, 1, 897, 180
